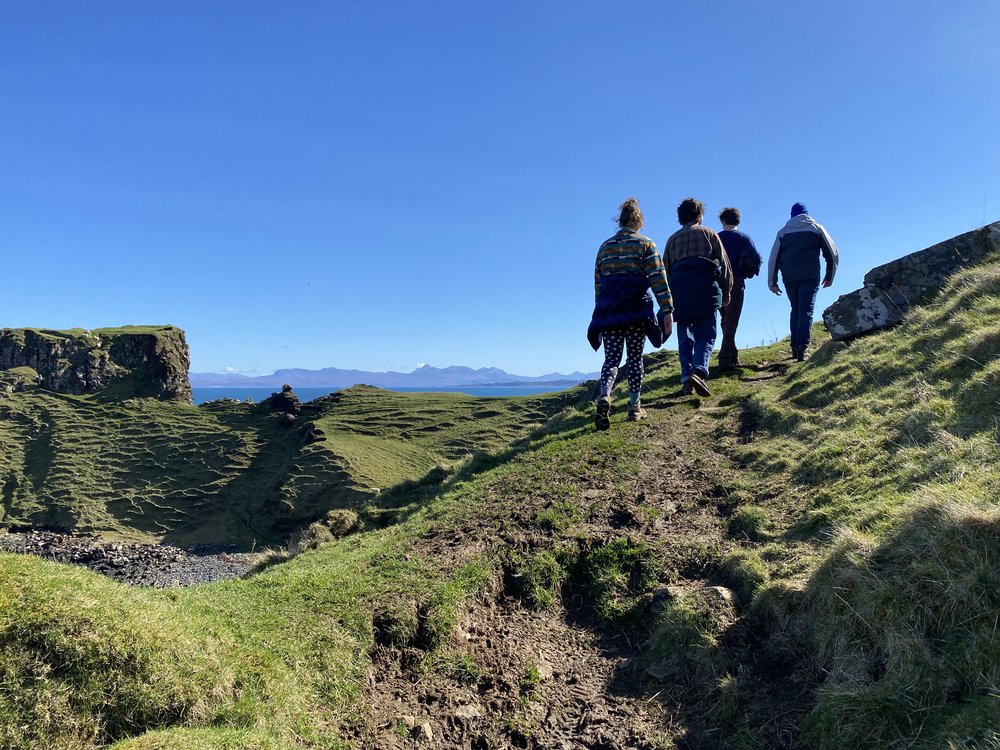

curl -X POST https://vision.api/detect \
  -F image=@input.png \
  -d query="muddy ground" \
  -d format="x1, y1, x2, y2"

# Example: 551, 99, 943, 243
350, 365, 810, 750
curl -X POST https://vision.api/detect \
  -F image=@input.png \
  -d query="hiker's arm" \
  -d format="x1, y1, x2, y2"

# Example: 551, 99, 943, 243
767, 233, 783, 295
643, 243, 674, 314
714, 233, 734, 306
819, 227, 839, 288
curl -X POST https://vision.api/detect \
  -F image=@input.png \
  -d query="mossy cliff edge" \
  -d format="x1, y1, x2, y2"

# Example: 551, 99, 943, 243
0, 326, 191, 402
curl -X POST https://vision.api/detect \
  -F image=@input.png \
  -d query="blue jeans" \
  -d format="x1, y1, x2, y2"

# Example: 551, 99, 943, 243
677, 313, 717, 382
786, 279, 820, 349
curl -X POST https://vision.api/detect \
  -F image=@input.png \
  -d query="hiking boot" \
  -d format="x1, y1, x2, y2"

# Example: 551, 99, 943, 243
627, 402, 647, 421
794, 345, 808, 362
595, 396, 611, 431
718, 358, 737, 371
688, 372, 711, 397
681, 381, 694, 396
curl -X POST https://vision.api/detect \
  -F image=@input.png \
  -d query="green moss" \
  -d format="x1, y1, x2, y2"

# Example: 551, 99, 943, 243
720, 548, 769, 604
511, 548, 574, 609
643, 587, 737, 688
535, 500, 582, 531
727, 504, 770, 541
581, 537, 658, 626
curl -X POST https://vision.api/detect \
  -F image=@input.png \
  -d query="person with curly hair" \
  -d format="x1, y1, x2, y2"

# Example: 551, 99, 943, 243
588, 197, 673, 429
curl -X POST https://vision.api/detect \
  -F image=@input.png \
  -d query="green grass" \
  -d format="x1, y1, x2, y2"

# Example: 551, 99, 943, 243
2, 256, 1000, 747
0, 385, 577, 548
0, 520, 485, 749
713, 259, 1000, 745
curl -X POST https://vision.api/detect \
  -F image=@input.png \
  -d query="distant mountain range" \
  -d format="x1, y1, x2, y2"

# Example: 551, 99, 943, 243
189, 364, 598, 389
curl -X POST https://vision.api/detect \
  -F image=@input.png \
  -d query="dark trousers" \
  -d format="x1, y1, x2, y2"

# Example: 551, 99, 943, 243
786, 279, 820, 350
719, 281, 745, 366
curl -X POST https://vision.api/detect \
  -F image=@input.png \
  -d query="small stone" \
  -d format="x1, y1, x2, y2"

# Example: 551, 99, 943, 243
453, 704, 481, 721
704, 585, 735, 606
415, 721, 433, 742
535, 660, 554, 681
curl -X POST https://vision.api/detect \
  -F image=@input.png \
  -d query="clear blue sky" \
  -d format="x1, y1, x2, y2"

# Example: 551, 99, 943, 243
3, 1, 998, 376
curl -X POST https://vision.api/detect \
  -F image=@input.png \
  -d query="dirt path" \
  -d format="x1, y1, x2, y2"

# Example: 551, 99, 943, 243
351, 381, 747, 750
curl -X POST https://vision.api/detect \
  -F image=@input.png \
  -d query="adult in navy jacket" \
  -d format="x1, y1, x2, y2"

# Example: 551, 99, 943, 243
768, 203, 839, 361
717, 206, 761, 370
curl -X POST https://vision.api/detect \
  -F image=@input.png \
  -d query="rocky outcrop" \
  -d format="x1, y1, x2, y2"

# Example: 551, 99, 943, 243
823, 222, 1000, 341
0, 325, 192, 401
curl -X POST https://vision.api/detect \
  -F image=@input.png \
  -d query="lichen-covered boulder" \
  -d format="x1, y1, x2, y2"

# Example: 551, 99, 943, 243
823, 222, 1000, 341
0, 325, 192, 401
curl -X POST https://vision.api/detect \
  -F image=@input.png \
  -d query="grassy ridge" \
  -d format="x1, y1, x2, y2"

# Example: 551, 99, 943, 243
0, 385, 576, 548
1, 260, 999, 747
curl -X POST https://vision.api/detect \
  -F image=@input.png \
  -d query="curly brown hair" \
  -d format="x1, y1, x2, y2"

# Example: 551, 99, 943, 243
617, 197, 644, 231
719, 207, 741, 226
677, 197, 704, 225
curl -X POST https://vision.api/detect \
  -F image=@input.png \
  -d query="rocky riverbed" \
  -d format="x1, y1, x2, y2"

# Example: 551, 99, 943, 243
0, 530, 261, 587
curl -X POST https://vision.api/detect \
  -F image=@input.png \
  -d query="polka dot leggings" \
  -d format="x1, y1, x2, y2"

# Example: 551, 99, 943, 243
599, 327, 645, 397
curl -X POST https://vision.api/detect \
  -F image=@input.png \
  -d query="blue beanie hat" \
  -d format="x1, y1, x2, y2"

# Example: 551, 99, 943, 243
791, 202, 808, 217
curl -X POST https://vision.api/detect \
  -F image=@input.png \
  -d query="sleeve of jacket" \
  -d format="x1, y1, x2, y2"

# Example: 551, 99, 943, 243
818, 225, 839, 284
747, 234, 762, 267
767, 231, 783, 287
594, 247, 602, 303
713, 232, 734, 301
643, 241, 674, 313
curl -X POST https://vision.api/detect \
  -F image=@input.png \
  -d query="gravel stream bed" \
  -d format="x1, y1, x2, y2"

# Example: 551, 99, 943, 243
0, 530, 261, 587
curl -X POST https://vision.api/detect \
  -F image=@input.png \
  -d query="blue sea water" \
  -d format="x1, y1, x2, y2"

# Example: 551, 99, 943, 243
193, 384, 574, 405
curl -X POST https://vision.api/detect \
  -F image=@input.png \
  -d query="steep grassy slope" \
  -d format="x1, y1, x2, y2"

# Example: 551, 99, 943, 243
718, 259, 1000, 748
1, 259, 999, 749
0, 385, 577, 548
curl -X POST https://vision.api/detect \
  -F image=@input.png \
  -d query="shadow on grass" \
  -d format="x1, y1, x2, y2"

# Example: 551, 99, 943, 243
357, 386, 599, 530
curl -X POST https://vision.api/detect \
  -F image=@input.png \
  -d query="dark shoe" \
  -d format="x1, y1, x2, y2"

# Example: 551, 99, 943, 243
718, 358, 737, 371
627, 402, 647, 421
682, 381, 694, 396
688, 372, 711, 397
595, 396, 611, 430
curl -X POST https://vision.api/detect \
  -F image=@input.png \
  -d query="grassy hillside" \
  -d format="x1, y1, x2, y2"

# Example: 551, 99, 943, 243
1, 258, 999, 748
0, 385, 576, 548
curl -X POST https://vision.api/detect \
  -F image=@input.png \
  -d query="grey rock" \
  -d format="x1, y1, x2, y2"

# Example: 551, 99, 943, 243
823, 222, 1000, 341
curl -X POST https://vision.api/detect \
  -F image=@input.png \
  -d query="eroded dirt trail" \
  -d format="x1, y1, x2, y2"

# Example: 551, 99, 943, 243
352, 381, 742, 750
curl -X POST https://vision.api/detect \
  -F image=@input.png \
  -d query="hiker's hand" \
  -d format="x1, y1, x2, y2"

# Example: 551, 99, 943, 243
822, 278, 833, 288
769, 284, 782, 296
661, 313, 673, 339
